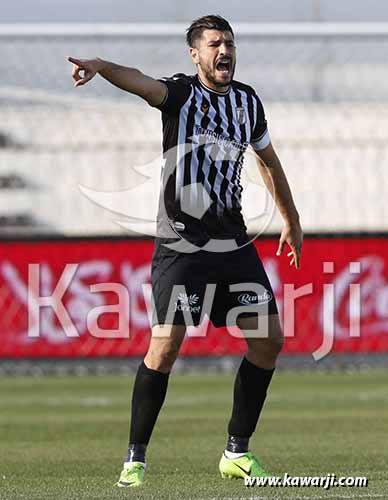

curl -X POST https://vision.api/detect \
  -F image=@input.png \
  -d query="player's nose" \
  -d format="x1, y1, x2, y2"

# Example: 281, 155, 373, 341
220, 43, 233, 56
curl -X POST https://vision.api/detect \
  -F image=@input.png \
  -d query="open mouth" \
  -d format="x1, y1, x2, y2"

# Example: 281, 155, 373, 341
216, 59, 231, 74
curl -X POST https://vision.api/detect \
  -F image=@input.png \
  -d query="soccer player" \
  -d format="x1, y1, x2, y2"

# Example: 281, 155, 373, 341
68, 15, 303, 487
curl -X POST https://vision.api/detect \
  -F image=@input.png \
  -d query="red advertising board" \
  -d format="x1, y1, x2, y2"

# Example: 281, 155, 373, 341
0, 237, 387, 358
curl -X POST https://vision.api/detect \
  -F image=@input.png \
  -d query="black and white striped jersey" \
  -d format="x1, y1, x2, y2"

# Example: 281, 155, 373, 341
154, 73, 270, 244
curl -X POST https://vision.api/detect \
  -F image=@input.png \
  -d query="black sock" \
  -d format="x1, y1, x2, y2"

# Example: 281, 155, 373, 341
227, 357, 274, 448
127, 361, 170, 461
126, 443, 147, 463
226, 435, 250, 454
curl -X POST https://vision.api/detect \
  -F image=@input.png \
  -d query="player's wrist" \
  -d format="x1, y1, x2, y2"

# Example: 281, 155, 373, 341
283, 215, 301, 229
95, 57, 108, 73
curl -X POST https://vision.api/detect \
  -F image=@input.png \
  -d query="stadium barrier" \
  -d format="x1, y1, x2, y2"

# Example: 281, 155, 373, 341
0, 23, 387, 235
1, 234, 387, 361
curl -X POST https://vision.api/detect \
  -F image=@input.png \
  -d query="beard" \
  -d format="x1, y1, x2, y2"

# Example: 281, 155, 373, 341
200, 61, 235, 88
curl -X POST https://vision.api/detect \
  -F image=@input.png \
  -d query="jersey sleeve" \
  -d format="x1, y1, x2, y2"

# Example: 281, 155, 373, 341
250, 93, 271, 150
154, 74, 192, 117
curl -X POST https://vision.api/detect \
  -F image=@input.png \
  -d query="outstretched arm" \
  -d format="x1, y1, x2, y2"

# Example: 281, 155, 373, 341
253, 142, 303, 269
66, 56, 167, 107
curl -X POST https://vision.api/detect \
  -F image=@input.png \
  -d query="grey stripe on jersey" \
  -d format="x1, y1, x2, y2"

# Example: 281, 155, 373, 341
231, 88, 250, 205
228, 87, 244, 208
189, 87, 205, 210
208, 92, 228, 215
173, 78, 268, 218
197, 88, 225, 213
217, 93, 236, 211
176, 87, 194, 200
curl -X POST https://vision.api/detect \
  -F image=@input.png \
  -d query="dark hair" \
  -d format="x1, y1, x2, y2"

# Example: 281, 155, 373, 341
186, 15, 234, 48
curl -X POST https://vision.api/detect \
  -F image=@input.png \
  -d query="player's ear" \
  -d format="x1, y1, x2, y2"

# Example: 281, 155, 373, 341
189, 47, 199, 65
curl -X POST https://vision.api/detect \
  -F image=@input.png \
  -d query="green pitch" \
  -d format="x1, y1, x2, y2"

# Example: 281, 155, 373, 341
1, 369, 387, 499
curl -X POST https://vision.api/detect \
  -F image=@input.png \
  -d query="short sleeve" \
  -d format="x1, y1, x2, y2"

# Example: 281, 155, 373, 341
250, 93, 270, 150
154, 74, 192, 117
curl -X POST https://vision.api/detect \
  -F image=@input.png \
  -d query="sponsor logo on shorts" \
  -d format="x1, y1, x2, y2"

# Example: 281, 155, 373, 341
174, 293, 201, 313
238, 290, 273, 306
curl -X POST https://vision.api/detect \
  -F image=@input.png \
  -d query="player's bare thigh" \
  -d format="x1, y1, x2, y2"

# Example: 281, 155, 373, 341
144, 324, 187, 373
237, 314, 284, 370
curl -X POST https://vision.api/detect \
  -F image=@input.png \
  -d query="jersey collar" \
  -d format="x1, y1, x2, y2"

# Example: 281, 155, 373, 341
196, 75, 231, 96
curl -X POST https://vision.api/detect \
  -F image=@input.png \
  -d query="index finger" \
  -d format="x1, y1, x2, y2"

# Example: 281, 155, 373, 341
67, 56, 82, 66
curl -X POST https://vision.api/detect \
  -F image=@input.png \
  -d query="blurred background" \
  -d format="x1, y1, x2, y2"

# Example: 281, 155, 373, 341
1, 4, 388, 499
0, 0, 387, 368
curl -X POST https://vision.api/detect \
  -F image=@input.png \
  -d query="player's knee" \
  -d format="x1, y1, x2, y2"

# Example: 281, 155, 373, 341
247, 329, 284, 367
248, 340, 281, 365
270, 329, 284, 355
146, 343, 180, 372
266, 325, 285, 359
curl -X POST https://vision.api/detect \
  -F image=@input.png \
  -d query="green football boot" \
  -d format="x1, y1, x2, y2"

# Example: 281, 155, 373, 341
115, 462, 146, 487
219, 451, 269, 479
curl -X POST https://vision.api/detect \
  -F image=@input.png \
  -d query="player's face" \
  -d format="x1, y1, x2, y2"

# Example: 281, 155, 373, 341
190, 30, 236, 89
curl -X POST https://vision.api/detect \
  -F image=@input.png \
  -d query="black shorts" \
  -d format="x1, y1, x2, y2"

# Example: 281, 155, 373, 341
151, 238, 278, 327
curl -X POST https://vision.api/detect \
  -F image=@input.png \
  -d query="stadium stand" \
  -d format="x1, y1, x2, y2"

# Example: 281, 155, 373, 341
0, 24, 387, 236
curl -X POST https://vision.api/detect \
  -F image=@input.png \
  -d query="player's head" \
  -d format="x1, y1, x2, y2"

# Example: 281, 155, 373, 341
186, 15, 236, 89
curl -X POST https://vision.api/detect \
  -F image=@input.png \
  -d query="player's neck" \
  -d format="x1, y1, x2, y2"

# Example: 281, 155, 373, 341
197, 74, 230, 94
